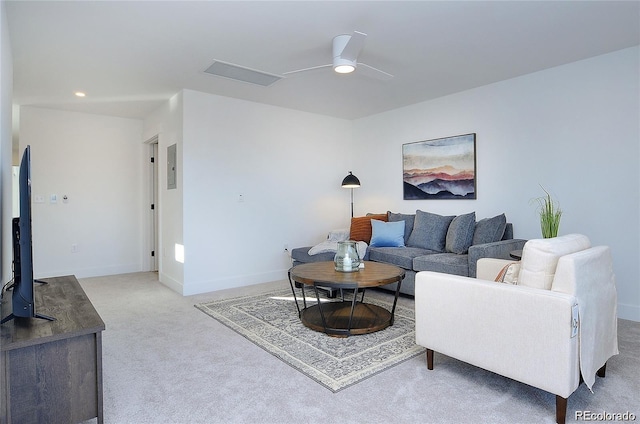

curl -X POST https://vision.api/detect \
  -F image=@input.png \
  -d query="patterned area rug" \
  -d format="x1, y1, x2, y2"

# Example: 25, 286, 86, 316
195, 288, 423, 392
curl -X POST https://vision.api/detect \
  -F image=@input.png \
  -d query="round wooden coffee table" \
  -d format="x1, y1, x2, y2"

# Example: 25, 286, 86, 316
287, 261, 405, 337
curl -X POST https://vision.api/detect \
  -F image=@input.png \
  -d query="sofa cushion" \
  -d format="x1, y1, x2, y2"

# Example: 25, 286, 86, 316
445, 212, 476, 254
472, 213, 507, 245
413, 253, 469, 276
517, 234, 591, 290
349, 213, 388, 243
370, 219, 405, 247
368, 246, 434, 270
387, 211, 415, 245
407, 210, 455, 252
503, 222, 514, 240
291, 246, 336, 264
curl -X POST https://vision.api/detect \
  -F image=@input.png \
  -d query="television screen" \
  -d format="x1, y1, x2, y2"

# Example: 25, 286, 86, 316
1, 146, 54, 324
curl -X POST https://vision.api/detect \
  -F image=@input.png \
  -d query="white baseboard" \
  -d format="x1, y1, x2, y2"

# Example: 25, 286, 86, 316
35, 263, 143, 280
617, 302, 640, 322
159, 273, 184, 294
182, 268, 289, 296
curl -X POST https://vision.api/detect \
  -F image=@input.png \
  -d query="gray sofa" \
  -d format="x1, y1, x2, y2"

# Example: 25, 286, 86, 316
291, 210, 527, 296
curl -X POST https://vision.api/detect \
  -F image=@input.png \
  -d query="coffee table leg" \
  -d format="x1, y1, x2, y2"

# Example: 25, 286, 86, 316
287, 269, 302, 317
313, 283, 329, 331
389, 280, 403, 326
300, 285, 308, 309
346, 288, 359, 332
312, 282, 361, 337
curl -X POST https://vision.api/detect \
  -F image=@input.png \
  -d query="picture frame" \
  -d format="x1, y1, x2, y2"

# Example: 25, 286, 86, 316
402, 133, 476, 200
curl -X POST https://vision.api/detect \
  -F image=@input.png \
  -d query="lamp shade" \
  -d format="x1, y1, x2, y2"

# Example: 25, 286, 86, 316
341, 171, 361, 188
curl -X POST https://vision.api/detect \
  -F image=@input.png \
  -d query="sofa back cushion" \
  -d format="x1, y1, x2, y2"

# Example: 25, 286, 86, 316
445, 212, 476, 254
472, 213, 507, 245
518, 234, 591, 290
407, 210, 455, 252
349, 213, 388, 243
387, 211, 415, 245
502, 223, 514, 240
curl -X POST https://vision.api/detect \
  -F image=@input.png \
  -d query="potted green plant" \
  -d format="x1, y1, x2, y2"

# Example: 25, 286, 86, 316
535, 186, 562, 238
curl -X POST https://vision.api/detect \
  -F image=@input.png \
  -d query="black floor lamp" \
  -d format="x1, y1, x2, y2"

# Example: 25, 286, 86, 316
341, 171, 361, 218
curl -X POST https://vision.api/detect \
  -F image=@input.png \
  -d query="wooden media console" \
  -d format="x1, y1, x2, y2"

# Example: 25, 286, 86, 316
1, 275, 105, 423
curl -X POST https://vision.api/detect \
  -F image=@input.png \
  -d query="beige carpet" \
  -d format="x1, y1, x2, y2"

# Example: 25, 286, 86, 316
195, 288, 423, 391
78, 272, 640, 424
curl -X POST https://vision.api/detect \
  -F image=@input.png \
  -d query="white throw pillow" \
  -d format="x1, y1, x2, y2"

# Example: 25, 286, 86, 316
494, 262, 520, 284
517, 234, 591, 290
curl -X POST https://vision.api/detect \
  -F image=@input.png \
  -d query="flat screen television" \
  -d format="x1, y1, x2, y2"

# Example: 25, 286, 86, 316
1, 146, 54, 324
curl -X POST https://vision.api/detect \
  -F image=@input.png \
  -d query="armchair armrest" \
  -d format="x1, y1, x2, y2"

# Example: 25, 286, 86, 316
467, 238, 527, 277
476, 258, 517, 280
415, 271, 580, 398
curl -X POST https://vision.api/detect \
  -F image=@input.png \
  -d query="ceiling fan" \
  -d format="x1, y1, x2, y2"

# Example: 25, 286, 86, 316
282, 31, 393, 81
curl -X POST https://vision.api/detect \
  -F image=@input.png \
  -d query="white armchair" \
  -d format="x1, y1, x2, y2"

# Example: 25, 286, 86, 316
415, 234, 618, 424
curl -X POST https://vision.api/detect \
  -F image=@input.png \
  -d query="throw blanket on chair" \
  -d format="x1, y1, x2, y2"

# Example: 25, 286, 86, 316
552, 246, 619, 391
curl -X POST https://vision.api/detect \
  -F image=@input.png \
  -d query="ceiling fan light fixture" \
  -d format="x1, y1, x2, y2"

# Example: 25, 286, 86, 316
333, 55, 356, 74
333, 34, 358, 74
334, 64, 355, 74
283, 30, 392, 80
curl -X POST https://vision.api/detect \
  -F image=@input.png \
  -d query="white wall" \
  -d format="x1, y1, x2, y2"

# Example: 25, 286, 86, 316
179, 89, 353, 295
11, 44, 633, 321
19, 107, 146, 279
143, 92, 185, 293
0, 2, 13, 286
353, 47, 640, 321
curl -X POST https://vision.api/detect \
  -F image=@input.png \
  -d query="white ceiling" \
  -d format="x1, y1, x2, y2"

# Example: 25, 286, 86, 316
5, 1, 640, 121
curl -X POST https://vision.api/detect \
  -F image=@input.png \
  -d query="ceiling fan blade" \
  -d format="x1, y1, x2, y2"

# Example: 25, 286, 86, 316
358, 63, 394, 81
282, 64, 332, 77
339, 31, 366, 61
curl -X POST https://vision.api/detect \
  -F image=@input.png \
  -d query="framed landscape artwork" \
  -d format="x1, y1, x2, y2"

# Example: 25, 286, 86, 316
402, 133, 476, 200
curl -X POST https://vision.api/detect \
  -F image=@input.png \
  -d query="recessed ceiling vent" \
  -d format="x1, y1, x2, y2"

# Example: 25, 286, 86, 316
204, 61, 282, 87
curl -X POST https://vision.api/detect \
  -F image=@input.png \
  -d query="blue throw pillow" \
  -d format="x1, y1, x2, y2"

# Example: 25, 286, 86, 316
370, 219, 405, 247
